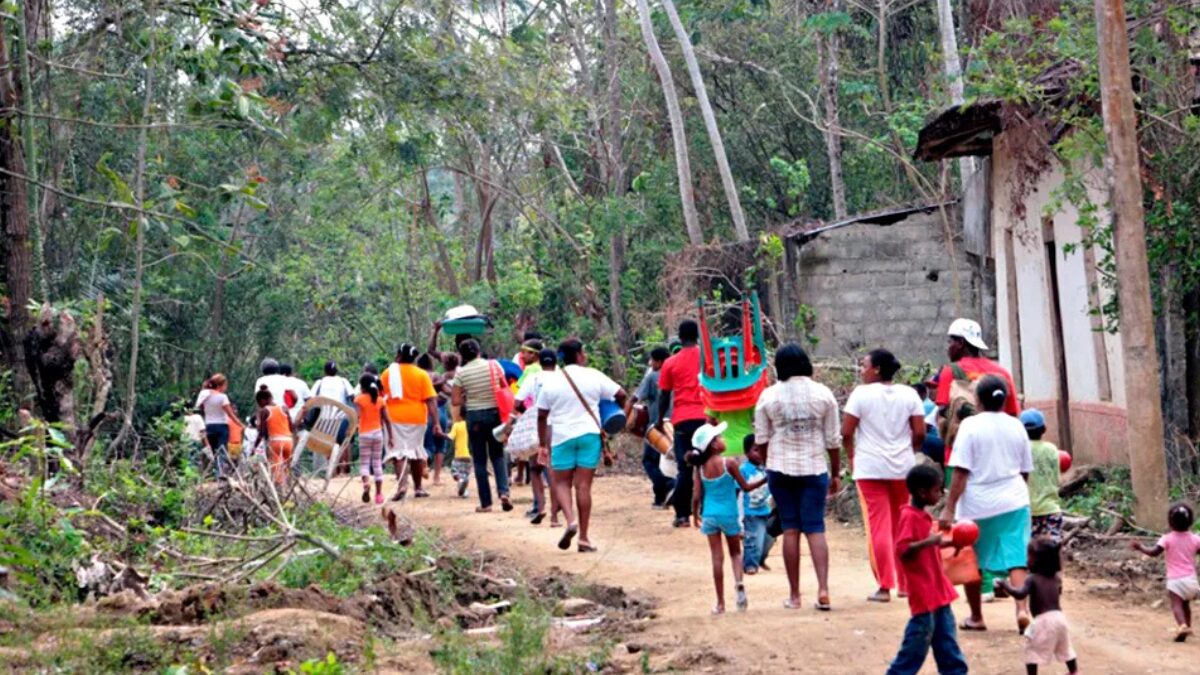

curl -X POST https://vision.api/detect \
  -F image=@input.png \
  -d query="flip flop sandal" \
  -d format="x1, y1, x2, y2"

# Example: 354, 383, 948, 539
816, 595, 831, 611
361, 488, 370, 504
475, 506, 493, 513
959, 620, 987, 631
530, 512, 546, 525
736, 585, 748, 612
782, 598, 801, 610
867, 590, 891, 603
1175, 625, 1192, 642
500, 496, 514, 512
577, 542, 597, 553
711, 605, 725, 615
550, 521, 562, 528
390, 490, 406, 502
1017, 613, 1032, 634
558, 524, 578, 550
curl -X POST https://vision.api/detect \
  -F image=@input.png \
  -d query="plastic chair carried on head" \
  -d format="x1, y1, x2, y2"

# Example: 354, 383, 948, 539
697, 291, 769, 412
294, 396, 359, 487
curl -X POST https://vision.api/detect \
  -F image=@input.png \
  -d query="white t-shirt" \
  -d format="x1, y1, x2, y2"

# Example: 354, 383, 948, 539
844, 383, 924, 480
515, 370, 547, 408
196, 390, 230, 425
948, 412, 1034, 521
536, 365, 620, 446
311, 376, 354, 404
285, 376, 312, 406
184, 414, 207, 442
254, 374, 290, 408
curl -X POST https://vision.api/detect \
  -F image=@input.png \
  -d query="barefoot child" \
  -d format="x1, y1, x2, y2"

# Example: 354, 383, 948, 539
355, 375, 394, 505
1131, 503, 1200, 641
886, 464, 967, 675
690, 422, 766, 614
740, 435, 774, 575
996, 538, 1078, 674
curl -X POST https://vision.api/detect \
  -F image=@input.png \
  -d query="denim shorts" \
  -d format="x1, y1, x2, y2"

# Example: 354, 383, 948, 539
767, 471, 829, 533
701, 513, 742, 536
551, 433, 602, 471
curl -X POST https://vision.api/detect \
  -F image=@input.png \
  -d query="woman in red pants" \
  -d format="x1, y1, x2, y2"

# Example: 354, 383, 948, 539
843, 349, 927, 603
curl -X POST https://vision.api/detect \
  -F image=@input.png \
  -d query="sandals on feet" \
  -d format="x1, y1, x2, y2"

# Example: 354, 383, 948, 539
390, 490, 406, 502
959, 619, 987, 632
782, 598, 801, 610
711, 605, 725, 615
475, 506, 493, 513
867, 589, 890, 603
361, 488, 370, 504
577, 542, 597, 553
558, 524, 578, 550
816, 595, 831, 611
1017, 612, 1032, 635
530, 512, 546, 525
500, 496, 514, 512
1175, 625, 1192, 642
736, 584, 748, 612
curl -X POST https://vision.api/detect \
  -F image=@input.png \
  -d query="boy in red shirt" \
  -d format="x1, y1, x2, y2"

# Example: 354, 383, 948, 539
887, 463, 969, 675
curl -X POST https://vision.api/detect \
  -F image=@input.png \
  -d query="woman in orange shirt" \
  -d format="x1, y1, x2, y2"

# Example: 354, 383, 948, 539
252, 385, 296, 485
380, 344, 441, 501
355, 374, 394, 504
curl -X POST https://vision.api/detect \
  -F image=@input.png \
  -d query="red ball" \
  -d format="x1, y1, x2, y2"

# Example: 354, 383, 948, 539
1059, 450, 1073, 473
951, 520, 979, 548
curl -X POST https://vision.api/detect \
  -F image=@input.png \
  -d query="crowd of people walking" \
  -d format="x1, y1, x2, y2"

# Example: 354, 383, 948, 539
187, 313, 1200, 674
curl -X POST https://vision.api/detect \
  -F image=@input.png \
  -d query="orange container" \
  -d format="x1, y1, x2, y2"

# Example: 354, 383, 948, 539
646, 422, 674, 455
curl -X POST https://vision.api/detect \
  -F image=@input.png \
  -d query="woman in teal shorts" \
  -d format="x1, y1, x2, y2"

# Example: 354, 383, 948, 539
536, 339, 627, 553
940, 375, 1034, 633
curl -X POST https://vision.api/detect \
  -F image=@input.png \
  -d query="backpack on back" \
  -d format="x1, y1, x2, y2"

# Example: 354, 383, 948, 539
938, 364, 978, 448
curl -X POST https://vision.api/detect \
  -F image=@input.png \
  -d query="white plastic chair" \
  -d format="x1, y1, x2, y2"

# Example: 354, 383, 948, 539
294, 396, 359, 485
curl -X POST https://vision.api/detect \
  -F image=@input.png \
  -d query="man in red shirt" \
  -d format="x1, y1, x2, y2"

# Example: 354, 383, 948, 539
657, 319, 707, 528
934, 318, 1019, 417
888, 463, 967, 675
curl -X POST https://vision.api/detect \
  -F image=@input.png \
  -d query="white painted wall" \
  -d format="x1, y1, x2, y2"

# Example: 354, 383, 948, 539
990, 137, 1124, 409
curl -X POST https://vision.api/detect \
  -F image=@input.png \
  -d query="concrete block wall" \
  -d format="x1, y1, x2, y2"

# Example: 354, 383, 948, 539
789, 208, 981, 367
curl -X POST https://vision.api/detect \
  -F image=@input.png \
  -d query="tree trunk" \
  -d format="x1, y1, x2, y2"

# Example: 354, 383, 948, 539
1093, 0, 1169, 530
15, 0, 44, 300
420, 166, 462, 297
660, 0, 748, 241
819, 0, 847, 219
604, 0, 628, 357
117, 8, 157, 446
0, 21, 33, 397
634, 0, 702, 245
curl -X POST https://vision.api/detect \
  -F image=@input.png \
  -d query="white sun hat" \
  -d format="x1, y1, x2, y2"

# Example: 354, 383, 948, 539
947, 318, 988, 351
691, 422, 729, 453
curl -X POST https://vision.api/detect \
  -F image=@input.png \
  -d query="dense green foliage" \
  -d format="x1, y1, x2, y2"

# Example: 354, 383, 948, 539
0, 1, 1193, 434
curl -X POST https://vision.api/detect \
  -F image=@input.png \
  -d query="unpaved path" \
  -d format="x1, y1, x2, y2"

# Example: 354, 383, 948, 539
329, 473, 1193, 673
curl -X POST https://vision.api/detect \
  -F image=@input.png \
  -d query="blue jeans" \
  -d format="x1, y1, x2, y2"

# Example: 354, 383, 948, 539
205, 423, 230, 478
886, 605, 968, 675
641, 445, 675, 505
466, 409, 509, 509
743, 514, 775, 571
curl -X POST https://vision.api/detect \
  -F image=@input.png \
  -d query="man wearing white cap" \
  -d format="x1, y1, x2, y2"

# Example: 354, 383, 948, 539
934, 319, 1019, 421
933, 318, 1020, 629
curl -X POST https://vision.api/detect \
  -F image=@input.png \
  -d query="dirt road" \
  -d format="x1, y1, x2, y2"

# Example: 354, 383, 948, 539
334, 473, 1193, 673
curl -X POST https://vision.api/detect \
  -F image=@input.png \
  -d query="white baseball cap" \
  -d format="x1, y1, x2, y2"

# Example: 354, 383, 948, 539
947, 318, 988, 351
691, 422, 729, 453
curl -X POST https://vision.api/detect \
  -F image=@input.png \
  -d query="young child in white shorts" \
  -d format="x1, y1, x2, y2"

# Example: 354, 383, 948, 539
1132, 503, 1200, 641
996, 537, 1078, 675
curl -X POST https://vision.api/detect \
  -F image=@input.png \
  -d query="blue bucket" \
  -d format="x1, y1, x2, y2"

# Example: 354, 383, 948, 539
599, 399, 626, 435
